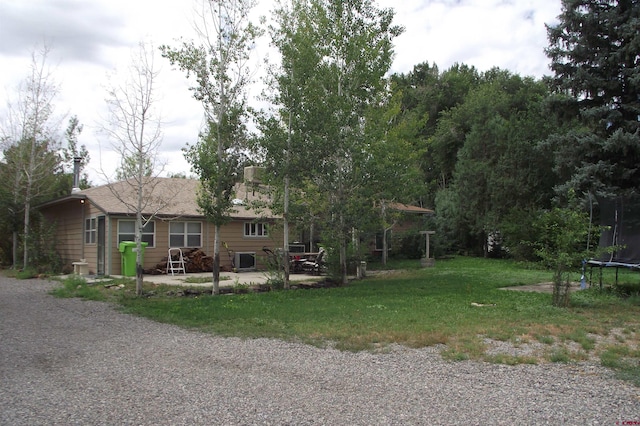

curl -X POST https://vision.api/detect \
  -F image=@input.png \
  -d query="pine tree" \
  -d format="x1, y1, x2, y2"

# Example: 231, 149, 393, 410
546, 0, 640, 196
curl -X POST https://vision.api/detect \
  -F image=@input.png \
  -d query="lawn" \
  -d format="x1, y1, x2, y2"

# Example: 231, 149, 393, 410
53, 256, 640, 385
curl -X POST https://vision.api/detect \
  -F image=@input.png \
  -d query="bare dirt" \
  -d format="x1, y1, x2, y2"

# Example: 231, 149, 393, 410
501, 281, 584, 293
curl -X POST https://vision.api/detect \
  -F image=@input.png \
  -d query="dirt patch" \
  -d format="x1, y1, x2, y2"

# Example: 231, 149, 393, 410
500, 282, 583, 293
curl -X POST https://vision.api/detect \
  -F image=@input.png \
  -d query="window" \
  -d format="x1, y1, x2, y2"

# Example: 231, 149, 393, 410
118, 220, 155, 247
85, 217, 96, 244
244, 222, 268, 237
169, 222, 202, 247
375, 231, 391, 251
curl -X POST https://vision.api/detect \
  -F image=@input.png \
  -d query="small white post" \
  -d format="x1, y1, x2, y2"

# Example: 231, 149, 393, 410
420, 231, 436, 267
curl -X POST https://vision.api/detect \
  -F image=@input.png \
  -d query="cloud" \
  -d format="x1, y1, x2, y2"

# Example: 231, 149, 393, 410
381, 0, 561, 77
1, 0, 563, 185
0, 0, 128, 65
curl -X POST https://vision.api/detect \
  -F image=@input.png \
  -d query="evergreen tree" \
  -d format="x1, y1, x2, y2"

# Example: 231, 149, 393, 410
546, 0, 640, 196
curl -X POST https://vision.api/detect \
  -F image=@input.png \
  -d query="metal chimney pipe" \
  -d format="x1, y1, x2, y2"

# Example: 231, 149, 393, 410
71, 157, 82, 193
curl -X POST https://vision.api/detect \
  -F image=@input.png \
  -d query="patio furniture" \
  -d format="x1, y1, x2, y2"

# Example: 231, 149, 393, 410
302, 248, 326, 275
290, 254, 307, 273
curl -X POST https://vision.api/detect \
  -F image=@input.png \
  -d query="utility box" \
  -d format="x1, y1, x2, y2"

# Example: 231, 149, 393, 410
118, 241, 148, 277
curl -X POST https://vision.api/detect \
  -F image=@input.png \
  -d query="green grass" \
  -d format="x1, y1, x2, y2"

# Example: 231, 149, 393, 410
600, 345, 640, 387
51, 275, 106, 301
366, 258, 425, 271
4, 267, 42, 279
52, 256, 640, 386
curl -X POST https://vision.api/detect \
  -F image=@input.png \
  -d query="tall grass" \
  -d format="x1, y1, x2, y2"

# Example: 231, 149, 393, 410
51, 275, 106, 301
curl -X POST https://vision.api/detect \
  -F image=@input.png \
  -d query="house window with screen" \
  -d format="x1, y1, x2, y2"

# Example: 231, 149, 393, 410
118, 220, 155, 247
169, 222, 202, 247
85, 217, 97, 244
244, 222, 268, 238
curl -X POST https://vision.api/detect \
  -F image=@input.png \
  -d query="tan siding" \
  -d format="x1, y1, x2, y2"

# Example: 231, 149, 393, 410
41, 201, 84, 269
215, 220, 282, 270
140, 219, 169, 270
83, 203, 105, 274
43, 199, 283, 275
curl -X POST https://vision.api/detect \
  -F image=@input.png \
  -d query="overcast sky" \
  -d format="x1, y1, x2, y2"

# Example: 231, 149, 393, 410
0, 0, 562, 184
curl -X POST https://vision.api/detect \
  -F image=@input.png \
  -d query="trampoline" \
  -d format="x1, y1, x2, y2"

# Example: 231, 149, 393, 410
587, 193, 640, 287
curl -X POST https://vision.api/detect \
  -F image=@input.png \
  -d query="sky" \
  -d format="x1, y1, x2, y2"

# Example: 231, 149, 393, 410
0, 0, 562, 185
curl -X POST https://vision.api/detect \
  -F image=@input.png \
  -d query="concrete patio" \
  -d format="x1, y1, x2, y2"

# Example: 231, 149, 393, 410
80, 270, 323, 288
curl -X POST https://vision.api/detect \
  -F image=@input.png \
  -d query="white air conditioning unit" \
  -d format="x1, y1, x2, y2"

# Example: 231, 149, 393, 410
235, 252, 256, 271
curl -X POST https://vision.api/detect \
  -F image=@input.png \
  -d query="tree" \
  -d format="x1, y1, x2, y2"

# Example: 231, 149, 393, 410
390, 62, 481, 205
361, 91, 425, 265
532, 201, 595, 307
431, 70, 556, 255
0, 45, 64, 269
162, 0, 261, 295
102, 41, 169, 296
58, 115, 91, 193
115, 155, 153, 181
256, 0, 327, 288
272, 0, 402, 285
545, 0, 640, 197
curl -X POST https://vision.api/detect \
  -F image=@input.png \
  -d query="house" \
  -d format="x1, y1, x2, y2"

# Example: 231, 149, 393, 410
370, 201, 434, 257
38, 175, 280, 276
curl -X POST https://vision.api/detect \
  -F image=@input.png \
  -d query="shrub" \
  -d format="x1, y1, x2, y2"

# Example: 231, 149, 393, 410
531, 203, 596, 307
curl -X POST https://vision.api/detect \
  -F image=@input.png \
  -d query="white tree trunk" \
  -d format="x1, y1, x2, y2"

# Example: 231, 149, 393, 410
212, 224, 221, 295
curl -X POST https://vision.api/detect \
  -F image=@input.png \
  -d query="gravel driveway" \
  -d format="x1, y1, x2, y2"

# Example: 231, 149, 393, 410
1, 276, 638, 425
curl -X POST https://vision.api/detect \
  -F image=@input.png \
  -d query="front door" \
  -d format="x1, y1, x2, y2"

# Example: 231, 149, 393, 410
97, 216, 105, 275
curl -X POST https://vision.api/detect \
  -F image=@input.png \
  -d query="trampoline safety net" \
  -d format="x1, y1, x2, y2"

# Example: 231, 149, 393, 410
592, 194, 640, 267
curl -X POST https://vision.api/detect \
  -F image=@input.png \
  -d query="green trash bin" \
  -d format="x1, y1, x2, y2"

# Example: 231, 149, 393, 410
118, 241, 148, 277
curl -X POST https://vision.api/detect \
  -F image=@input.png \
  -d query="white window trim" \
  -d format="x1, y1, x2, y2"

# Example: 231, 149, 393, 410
169, 221, 203, 248
117, 219, 156, 248
85, 217, 97, 245
244, 222, 268, 238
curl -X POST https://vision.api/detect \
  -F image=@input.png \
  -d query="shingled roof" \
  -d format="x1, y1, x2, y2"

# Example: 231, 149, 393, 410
43, 178, 275, 219
387, 202, 434, 214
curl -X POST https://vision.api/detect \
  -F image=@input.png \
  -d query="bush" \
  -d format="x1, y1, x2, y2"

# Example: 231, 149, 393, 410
395, 233, 423, 259
15, 268, 39, 279
531, 205, 594, 307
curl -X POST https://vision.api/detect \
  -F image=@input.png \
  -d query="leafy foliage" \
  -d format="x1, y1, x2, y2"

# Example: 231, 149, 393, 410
430, 70, 556, 255
257, 0, 404, 284
0, 46, 67, 269
162, 0, 261, 294
531, 203, 595, 307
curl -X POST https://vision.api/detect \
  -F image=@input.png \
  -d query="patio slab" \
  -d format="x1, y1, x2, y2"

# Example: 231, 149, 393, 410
78, 271, 323, 288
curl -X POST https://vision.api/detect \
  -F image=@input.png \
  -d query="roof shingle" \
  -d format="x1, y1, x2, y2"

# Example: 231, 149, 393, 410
79, 178, 274, 219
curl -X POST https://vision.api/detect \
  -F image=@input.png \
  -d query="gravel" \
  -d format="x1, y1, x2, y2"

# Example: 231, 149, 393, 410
1, 276, 638, 425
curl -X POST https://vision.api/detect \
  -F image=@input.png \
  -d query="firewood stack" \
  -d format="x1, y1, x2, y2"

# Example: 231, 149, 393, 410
183, 248, 214, 273
144, 248, 214, 275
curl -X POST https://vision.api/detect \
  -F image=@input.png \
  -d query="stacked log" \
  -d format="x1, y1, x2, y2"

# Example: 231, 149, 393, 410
145, 248, 214, 274
183, 248, 213, 273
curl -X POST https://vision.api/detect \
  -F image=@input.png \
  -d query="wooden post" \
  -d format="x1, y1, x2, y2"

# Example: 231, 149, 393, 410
420, 231, 435, 267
